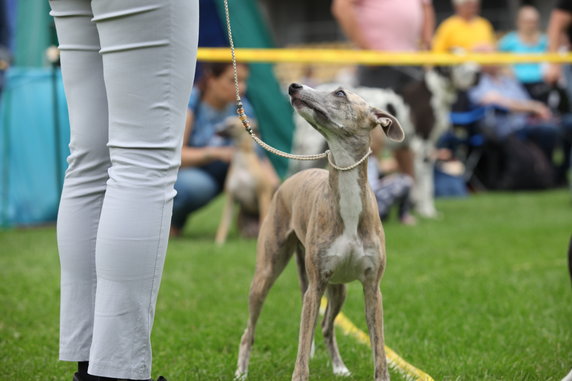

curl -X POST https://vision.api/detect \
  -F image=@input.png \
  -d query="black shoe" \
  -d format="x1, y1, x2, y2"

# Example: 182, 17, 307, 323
73, 372, 98, 381
74, 373, 167, 381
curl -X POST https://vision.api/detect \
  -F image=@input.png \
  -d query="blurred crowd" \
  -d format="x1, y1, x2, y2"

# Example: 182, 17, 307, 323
172, 0, 572, 236
332, 0, 570, 183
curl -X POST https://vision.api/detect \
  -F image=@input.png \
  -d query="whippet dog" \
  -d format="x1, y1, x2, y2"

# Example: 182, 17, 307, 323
235, 83, 404, 381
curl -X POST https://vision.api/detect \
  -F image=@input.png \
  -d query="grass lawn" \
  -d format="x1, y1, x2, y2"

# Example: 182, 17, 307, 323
1, 189, 571, 380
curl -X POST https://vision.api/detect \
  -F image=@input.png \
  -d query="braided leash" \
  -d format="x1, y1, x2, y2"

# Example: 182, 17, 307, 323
222, 0, 371, 171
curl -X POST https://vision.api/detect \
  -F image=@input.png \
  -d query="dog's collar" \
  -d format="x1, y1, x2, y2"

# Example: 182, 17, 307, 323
326, 148, 372, 171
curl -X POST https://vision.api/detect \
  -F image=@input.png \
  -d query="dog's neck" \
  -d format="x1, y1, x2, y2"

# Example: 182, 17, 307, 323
236, 134, 255, 153
326, 138, 372, 235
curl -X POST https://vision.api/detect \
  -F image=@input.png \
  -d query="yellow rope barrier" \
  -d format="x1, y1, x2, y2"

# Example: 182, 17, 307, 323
319, 298, 435, 381
197, 47, 572, 65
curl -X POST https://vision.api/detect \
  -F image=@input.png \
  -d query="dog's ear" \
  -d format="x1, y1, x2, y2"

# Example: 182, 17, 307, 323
370, 107, 404, 142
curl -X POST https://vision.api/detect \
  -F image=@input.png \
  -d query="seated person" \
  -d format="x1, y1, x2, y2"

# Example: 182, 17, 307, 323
170, 62, 276, 237
368, 129, 416, 226
432, 0, 495, 53
468, 52, 568, 183
498, 5, 547, 87
498, 5, 569, 112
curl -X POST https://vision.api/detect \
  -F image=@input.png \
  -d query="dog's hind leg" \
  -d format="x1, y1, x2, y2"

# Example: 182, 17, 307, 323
363, 280, 389, 381
322, 284, 350, 376
235, 226, 297, 380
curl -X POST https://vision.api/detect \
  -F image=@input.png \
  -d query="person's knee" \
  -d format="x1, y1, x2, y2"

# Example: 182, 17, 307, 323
401, 174, 415, 190
173, 169, 220, 210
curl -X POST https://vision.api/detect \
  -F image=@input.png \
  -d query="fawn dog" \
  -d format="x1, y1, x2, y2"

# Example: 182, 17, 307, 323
215, 117, 278, 245
235, 83, 404, 381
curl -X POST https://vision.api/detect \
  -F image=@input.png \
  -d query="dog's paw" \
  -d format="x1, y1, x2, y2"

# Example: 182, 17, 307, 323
333, 364, 351, 377
416, 207, 442, 220
234, 370, 247, 381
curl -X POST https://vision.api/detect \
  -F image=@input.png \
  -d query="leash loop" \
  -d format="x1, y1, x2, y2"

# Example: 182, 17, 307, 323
223, 0, 369, 170
327, 148, 372, 171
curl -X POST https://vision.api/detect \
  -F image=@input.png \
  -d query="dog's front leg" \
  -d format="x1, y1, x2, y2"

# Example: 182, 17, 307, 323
292, 279, 327, 381
215, 192, 234, 245
363, 281, 389, 381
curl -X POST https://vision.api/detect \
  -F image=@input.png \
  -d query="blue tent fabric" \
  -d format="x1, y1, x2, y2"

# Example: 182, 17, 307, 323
0, 68, 69, 227
0, 0, 292, 227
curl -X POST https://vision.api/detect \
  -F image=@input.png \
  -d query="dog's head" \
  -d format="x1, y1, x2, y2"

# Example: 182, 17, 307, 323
217, 116, 257, 142
288, 83, 404, 143
435, 62, 480, 91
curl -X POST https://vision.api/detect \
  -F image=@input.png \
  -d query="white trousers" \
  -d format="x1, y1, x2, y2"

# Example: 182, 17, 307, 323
49, 0, 198, 378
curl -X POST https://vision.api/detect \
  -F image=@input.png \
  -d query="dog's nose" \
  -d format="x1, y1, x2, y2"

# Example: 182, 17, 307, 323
289, 83, 303, 95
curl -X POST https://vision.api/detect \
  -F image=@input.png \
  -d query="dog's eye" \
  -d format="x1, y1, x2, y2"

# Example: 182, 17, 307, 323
334, 90, 346, 98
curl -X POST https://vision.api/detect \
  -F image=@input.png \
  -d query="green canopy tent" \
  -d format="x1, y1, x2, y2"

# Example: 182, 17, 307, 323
213, 0, 295, 178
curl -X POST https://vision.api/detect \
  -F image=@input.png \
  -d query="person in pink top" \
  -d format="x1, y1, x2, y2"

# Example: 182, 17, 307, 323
332, 0, 435, 89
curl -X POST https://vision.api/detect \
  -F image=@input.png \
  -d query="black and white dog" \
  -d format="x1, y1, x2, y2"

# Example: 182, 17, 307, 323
289, 63, 480, 218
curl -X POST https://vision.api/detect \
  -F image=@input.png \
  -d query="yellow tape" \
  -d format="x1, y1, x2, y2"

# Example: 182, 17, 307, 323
197, 48, 572, 65
320, 298, 435, 381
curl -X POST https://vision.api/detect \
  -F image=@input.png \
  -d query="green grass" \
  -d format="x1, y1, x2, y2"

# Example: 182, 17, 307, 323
1, 190, 571, 380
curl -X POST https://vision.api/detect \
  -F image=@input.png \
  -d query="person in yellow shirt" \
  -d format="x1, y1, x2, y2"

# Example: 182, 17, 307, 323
433, 0, 495, 53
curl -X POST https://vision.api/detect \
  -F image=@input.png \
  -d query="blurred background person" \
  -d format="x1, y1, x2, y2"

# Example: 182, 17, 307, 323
545, 0, 572, 89
170, 62, 278, 238
468, 46, 567, 188
332, 0, 434, 89
499, 5, 570, 119
432, 0, 495, 53
498, 6, 548, 93
545, 0, 572, 189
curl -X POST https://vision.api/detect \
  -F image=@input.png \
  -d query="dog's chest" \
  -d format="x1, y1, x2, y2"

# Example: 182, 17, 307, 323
226, 153, 258, 211
323, 233, 380, 284
321, 172, 380, 284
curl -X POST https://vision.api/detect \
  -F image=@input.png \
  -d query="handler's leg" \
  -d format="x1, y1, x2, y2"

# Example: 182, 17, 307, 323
50, 0, 109, 362
88, 0, 198, 378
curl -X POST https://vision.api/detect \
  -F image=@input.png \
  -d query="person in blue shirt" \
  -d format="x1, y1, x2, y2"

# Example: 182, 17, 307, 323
468, 51, 571, 185
498, 5, 570, 115
498, 5, 547, 86
170, 62, 259, 236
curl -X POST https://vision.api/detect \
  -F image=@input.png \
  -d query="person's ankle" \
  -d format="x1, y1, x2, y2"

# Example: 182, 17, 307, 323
169, 225, 182, 238
75, 362, 99, 381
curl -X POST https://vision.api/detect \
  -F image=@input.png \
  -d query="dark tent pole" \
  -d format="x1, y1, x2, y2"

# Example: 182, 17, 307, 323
49, 51, 63, 197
